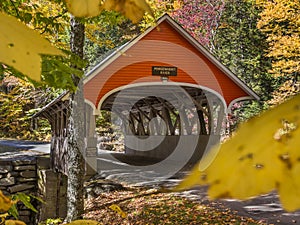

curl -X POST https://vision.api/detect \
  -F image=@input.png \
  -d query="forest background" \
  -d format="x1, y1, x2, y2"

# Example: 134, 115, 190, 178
0, 0, 299, 141
0, 0, 299, 140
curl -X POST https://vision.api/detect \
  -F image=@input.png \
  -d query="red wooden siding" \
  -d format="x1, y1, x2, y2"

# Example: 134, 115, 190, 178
84, 18, 252, 110
141, 21, 249, 105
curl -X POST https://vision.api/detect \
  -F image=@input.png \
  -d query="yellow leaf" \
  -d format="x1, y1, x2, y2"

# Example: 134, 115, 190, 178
173, 0, 182, 10
173, 161, 207, 192
0, 213, 9, 222
65, 0, 102, 17
173, 144, 221, 192
65, 219, 102, 225
5, 220, 26, 225
109, 204, 127, 218
0, 190, 15, 212
0, 12, 63, 81
102, 0, 153, 23
278, 163, 300, 212
175, 94, 300, 211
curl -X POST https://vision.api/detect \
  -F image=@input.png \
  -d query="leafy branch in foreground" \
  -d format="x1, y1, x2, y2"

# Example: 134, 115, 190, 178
175, 94, 300, 212
0, 190, 101, 225
0, 190, 37, 225
0, 12, 63, 82
41, 52, 86, 92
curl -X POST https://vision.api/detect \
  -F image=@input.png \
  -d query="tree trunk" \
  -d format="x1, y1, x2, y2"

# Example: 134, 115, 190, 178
65, 15, 85, 222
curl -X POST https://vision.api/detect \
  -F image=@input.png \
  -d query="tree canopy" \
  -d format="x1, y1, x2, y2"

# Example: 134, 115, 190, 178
257, 0, 300, 80
172, 0, 225, 50
214, 0, 273, 98
256, 0, 300, 105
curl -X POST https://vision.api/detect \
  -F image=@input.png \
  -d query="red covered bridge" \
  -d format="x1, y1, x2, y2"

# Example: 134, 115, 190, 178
36, 14, 259, 175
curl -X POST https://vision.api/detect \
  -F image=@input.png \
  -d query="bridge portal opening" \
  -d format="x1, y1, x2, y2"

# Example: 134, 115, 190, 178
97, 84, 225, 164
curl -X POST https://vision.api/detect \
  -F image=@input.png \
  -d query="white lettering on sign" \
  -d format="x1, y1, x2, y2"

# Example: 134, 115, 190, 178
152, 66, 177, 76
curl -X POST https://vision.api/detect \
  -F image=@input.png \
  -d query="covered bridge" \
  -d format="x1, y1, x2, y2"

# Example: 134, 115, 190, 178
36, 14, 259, 176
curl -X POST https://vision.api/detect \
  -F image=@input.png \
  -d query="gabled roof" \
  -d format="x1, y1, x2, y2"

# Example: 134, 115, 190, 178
33, 91, 69, 120
84, 14, 259, 103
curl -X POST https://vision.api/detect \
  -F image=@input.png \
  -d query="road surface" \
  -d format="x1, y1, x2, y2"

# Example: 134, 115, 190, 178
0, 139, 50, 154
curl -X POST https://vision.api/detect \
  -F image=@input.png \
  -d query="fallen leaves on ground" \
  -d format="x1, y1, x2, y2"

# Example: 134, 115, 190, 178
84, 187, 265, 225
65, 219, 102, 225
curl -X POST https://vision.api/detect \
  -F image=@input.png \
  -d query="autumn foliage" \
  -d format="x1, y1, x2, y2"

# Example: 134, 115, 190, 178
171, 0, 225, 49
256, 0, 300, 79
0, 76, 52, 140
254, 0, 300, 104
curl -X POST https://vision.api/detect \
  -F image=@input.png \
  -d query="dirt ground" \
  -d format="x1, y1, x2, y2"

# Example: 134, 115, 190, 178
85, 173, 300, 225
94, 153, 300, 225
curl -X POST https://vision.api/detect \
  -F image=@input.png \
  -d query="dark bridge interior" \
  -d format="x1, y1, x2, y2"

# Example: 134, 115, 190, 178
100, 85, 225, 137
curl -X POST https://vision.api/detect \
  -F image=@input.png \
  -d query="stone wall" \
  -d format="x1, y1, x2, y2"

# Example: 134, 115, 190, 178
0, 151, 67, 224
37, 168, 67, 222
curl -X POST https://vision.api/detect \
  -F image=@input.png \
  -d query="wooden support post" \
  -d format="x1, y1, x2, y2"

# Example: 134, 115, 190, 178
206, 104, 212, 135
216, 102, 225, 134
171, 114, 180, 135
197, 110, 208, 135
192, 98, 209, 117
129, 112, 137, 135
134, 105, 151, 135
84, 103, 97, 176
179, 106, 193, 135
137, 111, 146, 135
161, 106, 173, 135
149, 108, 158, 135
135, 105, 151, 121
60, 110, 64, 136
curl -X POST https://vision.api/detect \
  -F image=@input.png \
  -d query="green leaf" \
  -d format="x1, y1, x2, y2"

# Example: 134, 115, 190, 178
23, 13, 32, 24
13, 193, 37, 213
29, 194, 45, 204
7, 204, 18, 219
41, 53, 85, 92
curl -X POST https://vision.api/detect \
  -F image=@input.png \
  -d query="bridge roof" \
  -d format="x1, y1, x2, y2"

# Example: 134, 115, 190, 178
84, 14, 259, 114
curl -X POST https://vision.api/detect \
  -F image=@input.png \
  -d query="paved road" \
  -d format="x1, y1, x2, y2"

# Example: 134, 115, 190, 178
95, 153, 300, 225
0, 139, 50, 153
